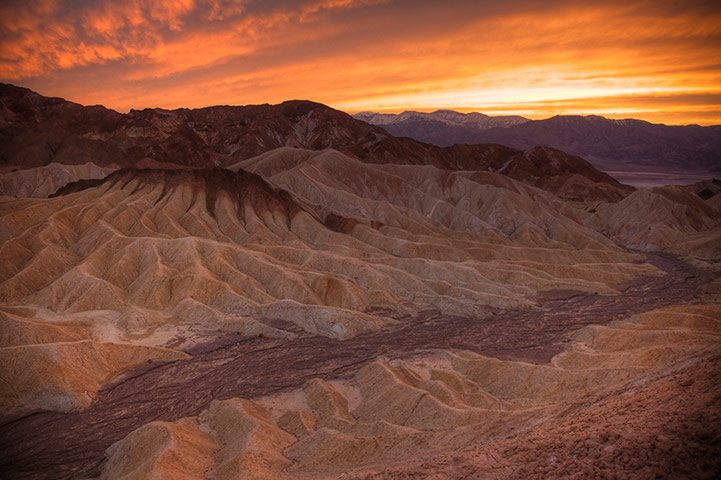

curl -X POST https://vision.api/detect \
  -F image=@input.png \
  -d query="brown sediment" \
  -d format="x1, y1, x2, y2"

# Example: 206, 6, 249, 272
50, 177, 106, 197
0, 252, 713, 479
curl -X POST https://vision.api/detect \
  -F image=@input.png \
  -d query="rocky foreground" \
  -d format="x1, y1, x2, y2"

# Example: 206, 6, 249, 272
1, 252, 719, 479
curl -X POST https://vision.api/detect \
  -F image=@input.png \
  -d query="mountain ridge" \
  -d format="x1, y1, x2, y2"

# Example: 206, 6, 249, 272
0, 83, 630, 201
354, 109, 530, 129
353, 109, 721, 176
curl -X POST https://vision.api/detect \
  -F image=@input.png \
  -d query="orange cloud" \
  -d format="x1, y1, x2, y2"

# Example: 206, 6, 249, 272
1, 0, 719, 125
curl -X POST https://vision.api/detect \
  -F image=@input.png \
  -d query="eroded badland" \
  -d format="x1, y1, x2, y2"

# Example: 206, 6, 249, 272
1, 85, 720, 479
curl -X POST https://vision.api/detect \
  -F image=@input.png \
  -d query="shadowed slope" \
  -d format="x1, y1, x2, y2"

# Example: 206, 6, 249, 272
0, 162, 113, 198
68, 168, 305, 221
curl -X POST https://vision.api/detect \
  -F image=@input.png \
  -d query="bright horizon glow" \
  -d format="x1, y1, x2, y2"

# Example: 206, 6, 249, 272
1, 0, 720, 126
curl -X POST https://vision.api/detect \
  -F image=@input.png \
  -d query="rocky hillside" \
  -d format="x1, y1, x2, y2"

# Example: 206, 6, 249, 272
0, 84, 630, 201
0, 146, 665, 424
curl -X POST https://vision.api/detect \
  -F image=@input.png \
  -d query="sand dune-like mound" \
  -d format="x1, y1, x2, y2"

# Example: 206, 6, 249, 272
347, 354, 721, 479
585, 185, 721, 259
0, 307, 89, 347
0, 162, 114, 198
0, 340, 188, 423
490, 146, 632, 202
95, 303, 721, 479
234, 148, 628, 252
1, 163, 654, 347
0, 160, 662, 423
0, 307, 187, 422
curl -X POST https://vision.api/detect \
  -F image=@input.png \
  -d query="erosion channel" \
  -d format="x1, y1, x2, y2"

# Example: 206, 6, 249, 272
0, 252, 712, 479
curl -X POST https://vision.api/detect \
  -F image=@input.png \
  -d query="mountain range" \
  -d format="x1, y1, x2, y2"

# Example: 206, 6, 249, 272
354, 110, 721, 177
0, 83, 630, 201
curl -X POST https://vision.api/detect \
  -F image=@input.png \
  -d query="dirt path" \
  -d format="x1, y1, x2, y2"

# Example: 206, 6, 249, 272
0, 253, 712, 479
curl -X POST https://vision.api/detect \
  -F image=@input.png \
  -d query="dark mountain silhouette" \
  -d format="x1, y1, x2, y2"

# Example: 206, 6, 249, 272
0, 83, 629, 201
353, 110, 721, 175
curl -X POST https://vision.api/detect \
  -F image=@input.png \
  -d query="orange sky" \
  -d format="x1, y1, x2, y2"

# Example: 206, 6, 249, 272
1, 0, 720, 125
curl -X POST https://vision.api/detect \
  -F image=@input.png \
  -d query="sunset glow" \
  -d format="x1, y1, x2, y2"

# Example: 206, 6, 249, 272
1, 0, 720, 125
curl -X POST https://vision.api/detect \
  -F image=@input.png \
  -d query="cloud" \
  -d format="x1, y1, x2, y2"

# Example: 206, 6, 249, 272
1, 0, 720, 124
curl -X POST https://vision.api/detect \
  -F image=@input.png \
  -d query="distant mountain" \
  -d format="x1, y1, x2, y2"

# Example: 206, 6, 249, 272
0, 83, 630, 201
354, 110, 528, 148
353, 110, 721, 176
354, 110, 530, 128
354, 110, 529, 146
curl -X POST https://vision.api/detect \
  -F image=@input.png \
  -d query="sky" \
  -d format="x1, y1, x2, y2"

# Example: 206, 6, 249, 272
1, 0, 720, 125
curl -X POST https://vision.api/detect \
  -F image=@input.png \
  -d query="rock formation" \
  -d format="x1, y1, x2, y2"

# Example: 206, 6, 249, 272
96, 304, 721, 479
585, 184, 721, 259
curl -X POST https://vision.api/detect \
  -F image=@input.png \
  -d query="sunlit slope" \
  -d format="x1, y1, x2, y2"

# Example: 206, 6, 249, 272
1, 162, 654, 342
586, 184, 721, 259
